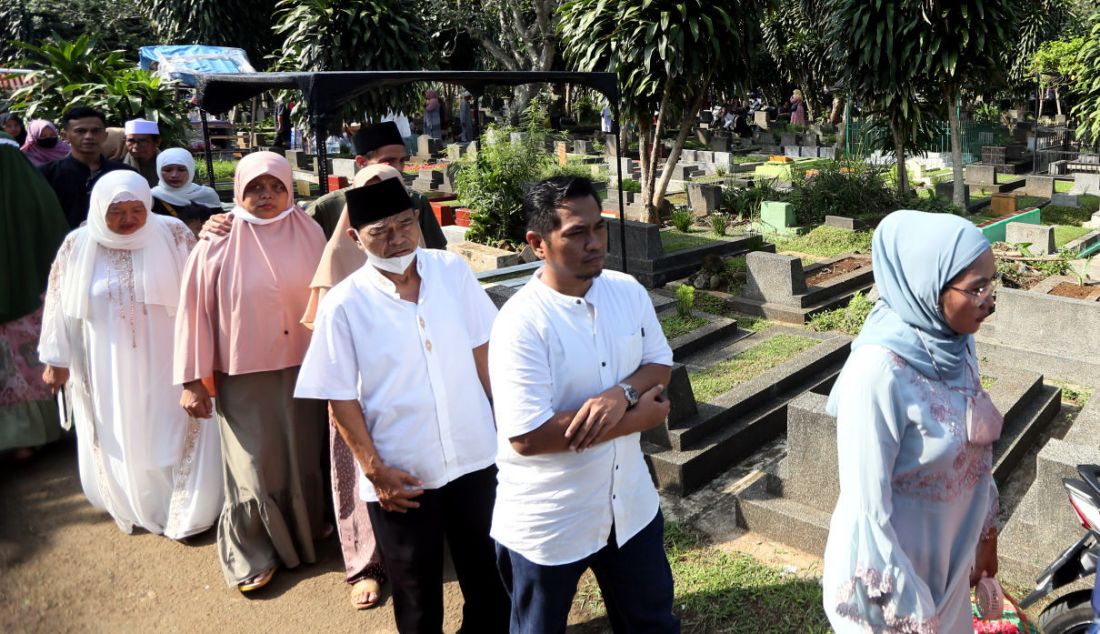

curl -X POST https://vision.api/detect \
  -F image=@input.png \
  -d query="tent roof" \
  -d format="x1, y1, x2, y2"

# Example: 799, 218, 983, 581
139, 45, 255, 88
194, 70, 619, 115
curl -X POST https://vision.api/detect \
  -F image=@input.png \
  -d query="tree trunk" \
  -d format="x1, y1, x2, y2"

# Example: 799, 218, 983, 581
829, 96, 845, 125
653, 92, 707, 211
892, 124, 909, 196
947, 89, 965, 209
1055, 86, 1062, 117
1037, 84, 1044, 120
637, 118, 658, 224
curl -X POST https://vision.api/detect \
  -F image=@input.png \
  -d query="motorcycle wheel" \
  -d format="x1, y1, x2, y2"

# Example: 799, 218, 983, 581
1039, 591, 1096, 634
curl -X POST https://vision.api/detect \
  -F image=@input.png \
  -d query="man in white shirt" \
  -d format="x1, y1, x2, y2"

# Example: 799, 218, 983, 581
295, 178, 509, 634
488, 176, 679, 633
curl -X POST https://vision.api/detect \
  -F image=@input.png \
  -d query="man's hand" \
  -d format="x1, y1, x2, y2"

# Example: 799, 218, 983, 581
42, 365, 69, 394
181, 380, 214, 419
200, 213, 232, 239
565, 385, 630, 451
366, 464, 424, 513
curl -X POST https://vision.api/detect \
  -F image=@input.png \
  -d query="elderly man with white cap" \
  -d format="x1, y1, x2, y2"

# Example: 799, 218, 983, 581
123, 118, 161, 187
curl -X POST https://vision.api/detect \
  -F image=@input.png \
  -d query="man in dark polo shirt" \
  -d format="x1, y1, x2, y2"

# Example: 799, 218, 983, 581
39, 106, 134, 228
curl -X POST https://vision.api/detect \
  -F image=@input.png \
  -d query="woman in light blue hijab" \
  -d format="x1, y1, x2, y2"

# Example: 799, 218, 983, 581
822, 209, 1002, 633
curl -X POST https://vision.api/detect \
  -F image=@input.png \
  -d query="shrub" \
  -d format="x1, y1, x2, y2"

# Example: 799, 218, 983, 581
676, 284, 695, 318
808, 291, 875, 335
722, 179, 783, 221
456, 123, 553, 249
670, 210, 693, 233
619, 178, 642, 193
786, 161, 898, 225
710, 213, 729, 236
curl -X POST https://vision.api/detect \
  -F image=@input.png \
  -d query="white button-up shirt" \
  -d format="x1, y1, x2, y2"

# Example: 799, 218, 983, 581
488, 269, 673, 565
295, 249, 499, 502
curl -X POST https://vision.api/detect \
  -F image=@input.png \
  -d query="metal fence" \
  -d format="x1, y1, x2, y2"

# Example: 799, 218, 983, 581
843, 121, 1011, 166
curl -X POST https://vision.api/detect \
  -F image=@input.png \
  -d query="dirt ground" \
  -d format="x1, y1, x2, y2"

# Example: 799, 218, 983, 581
0, 438, 608, 634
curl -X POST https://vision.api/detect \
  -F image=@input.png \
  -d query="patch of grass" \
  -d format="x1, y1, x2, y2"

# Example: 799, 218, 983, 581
660, 314, 708, 339
193, 159, 238, 182
692, 292, 771, 332
725, 255, 747, 273
690, 334, 818, 402
1051, 381, 1093, 408
807, 291, 875, 335
1016, 195, 1044, 209
576, 521, 830, 633
660, 229, 745, 253
1055, 225, 1092, 248
1042, 205, 1094, 226
1082, 194, 1100, 212
771, 226, 872, 258
1055, 179, 1074, 193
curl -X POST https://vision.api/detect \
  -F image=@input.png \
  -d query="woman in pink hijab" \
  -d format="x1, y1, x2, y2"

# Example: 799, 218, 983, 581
173, 151, 328, 593
20, 119, 71, 167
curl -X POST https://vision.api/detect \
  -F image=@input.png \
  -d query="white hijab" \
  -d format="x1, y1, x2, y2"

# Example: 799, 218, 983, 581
151, 148, 218, 207
61, 170, 187, 319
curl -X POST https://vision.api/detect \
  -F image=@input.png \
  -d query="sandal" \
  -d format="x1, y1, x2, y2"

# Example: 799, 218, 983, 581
351, 578, 382, 610
238, 566, 276, 593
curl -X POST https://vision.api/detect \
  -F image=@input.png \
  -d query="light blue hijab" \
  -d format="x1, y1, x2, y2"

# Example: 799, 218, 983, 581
827, 209, 991, 413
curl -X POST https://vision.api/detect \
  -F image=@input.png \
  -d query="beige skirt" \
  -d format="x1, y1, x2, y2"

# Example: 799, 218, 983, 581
214, 366, 327, 586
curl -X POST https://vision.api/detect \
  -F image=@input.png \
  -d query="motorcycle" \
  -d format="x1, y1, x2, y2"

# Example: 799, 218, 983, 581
1020, 464, 1100, 633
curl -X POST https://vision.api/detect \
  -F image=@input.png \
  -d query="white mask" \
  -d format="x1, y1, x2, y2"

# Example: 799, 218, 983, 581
367, 250, 416, 275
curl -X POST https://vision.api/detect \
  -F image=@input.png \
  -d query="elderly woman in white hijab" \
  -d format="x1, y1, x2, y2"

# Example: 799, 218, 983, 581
152, 148, 223, 235
38, 170, 223, 539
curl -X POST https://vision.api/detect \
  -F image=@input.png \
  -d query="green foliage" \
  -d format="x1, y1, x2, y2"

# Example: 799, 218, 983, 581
1069, 255, 1096, 285
772, 226, 873, 258
760, 0, 832, 123
139, 0, 279, 66
710, 213, 729, 236
9, 35, 190, 146
973, 103, 1003, 124
670, 210, 694, 233
1029, 36, 1086, 94
0, 0, 154, 65
676, 284, 696, 318
1071, 10, 1100, 145
456, 124, 554, 248
786, 161, 898, 225
619, 179, 642, 193
193, 160, 238, 183
660, 314, 707, 339
721, 179, 783, 221
808, 291, 875, 335
271, 0, 431, 124
1043, 205, 1095, 226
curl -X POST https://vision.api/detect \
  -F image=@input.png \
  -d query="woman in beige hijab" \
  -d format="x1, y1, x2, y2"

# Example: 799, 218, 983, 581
101, 127, 128, 161
303, 162, 402, 609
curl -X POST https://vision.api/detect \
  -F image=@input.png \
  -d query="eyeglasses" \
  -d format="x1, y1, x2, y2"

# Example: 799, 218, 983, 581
947, 272, 1002, 302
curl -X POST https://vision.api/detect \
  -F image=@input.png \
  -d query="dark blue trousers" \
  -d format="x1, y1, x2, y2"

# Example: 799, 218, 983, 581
496, 510, 679, 634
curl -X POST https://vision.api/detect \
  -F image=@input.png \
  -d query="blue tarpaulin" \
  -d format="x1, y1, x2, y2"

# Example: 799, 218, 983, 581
138, 45, 255, 87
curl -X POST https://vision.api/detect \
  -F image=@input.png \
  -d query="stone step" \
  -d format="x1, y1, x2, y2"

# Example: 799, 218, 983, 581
982, 365, 1063, 484
644, 336, 851, 496
735, 472, 833, 557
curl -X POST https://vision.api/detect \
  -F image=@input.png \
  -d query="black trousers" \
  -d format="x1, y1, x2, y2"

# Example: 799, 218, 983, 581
367, 465, 510, 634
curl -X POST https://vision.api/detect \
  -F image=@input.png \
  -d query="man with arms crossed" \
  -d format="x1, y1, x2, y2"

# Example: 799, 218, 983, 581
489, 176, 680, 633
295, 177, 508, 634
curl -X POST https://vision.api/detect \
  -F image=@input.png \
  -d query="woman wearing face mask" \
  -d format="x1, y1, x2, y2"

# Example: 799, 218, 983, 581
174, 151, 328, 592
38, 170, 223, 538
20, 119, 71, 167
822, 209, 1002, 632
151, 148, 223, 234
300, 163, 399, 610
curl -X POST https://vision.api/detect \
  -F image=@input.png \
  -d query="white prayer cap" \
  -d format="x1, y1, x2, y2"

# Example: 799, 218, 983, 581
124, 118, 159, 136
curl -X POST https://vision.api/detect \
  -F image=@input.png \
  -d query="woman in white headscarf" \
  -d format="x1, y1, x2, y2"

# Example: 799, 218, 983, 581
152, 148, 223, 234
38, 170, 223, 539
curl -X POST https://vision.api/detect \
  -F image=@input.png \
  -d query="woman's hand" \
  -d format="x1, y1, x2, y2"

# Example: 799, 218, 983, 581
42, 365, 69, 394
181, 380, 214, 419
971, 530, 999, 586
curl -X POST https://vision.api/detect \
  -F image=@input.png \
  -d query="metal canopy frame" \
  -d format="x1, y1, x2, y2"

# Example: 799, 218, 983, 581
192, 70, 629, 272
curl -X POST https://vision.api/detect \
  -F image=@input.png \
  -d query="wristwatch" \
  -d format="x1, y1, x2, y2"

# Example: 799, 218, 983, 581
618, 383, 640, 409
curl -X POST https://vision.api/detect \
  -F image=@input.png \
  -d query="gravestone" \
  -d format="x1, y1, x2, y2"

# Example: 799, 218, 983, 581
1005, 222, 1056, 255
1024, 175, 1055, 199
604, 133, 618, 158
417, 135, 442, 157
990, 193, 1018, 216
824, 215, 866, 231
709, 135, 730, 152
1054, 114, 1067, 125
1051, 193, 1080, 207
780, 133, 798, 147
966, 164, 998, 186
687, 183, 722, 217
799, 146, 817, 158
712, 152, 731, 167
742, 252, 806, 303
681, 150, 697, 162
331, 158, 358, 180
446, 241, 522, 272
1071, 173, 1100, 196
817, 147, 836, 160
606, 218, 662, 261
760, 201, 795, 232
294, 180, 311, 197
783, 146, 801, 159
754, 110, 769, 130
574, 140, 593, 155
555, 141, 568, 166
935, 181, 969, 202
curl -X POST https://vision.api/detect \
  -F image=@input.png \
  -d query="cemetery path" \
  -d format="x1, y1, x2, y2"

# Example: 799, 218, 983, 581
0, 439, 606, 634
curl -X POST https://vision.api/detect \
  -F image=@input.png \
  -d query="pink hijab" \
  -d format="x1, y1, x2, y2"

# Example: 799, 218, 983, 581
233, 151, 294, 207
20, 119, 70, 166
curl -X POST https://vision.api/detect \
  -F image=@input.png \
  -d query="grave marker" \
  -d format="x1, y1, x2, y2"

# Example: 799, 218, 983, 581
1005, 222, 1056, 255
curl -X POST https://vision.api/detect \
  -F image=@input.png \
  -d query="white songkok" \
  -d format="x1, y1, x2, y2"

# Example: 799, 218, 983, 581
125, 118, 160, 136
